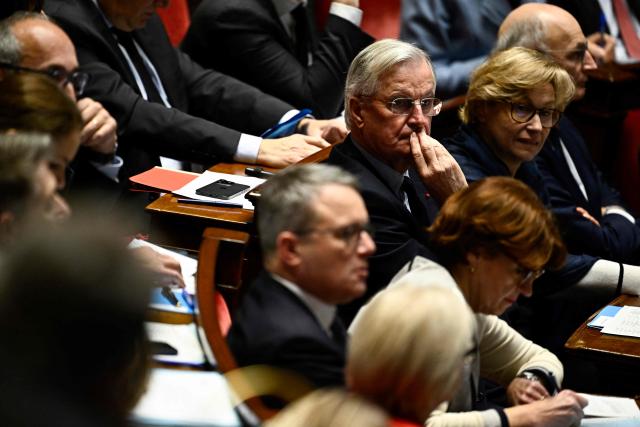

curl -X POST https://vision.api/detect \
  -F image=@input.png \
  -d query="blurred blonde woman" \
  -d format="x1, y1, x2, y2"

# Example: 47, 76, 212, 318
265, 388, 389, 427
348, 286, 474, 427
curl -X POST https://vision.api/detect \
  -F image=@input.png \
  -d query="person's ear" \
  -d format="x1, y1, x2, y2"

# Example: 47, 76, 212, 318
348, 97, 366, 129
465, 249, 480, 271
276, 231, 303, 268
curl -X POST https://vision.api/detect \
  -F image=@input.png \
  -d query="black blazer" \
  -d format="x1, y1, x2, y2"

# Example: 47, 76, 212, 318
45, 0, 294, 180
181, 0, 373, 119
227, 272, 346, 388
549, 0, 640, 36
537, 117, 640, 264
327, 135, 439, 324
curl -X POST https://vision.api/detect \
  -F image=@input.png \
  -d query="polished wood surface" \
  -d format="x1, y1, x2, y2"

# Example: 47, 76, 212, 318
565, 294, 640, 362
195, 227, 275, 420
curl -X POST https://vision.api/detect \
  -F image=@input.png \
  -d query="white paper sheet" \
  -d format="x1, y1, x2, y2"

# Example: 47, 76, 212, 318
131, 368, 240, 426
173, 171, 265, 210
580, 393, 640, 418
146, 322, 206, 366
601, 305, 640, 338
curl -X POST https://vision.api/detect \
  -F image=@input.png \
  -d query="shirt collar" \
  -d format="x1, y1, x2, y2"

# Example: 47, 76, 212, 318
271, 0, 307, 17
352, 137, 407, 197
271, 273, 336, 335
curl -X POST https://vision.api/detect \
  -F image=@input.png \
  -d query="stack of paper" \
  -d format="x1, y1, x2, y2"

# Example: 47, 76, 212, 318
600, 306, 640, 338
131, 369, 241, 426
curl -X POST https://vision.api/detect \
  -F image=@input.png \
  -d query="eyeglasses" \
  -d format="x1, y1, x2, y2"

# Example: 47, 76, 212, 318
504, 252, 545, 284
383, 97, 442, 116
507, 102, 561, 128
0, 62, 89, 97
296, 222, 375, 247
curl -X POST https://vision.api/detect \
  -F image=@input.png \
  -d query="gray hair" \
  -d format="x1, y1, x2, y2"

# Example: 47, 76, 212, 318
344, 39, 433, 128
257, 164, 358, 257
494, 16, 549, 54
0, 12, 51, 64
0, 131, 51, 215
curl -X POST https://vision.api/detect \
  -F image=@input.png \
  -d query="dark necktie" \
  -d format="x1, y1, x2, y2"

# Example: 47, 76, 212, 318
613, 0, 640, 59
401, 175, 429, 225
330, 315, 347, 347
291, 4, 311, 66
111, 29, 164, 103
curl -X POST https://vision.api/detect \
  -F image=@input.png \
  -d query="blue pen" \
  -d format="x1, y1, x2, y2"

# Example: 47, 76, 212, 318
182, 289, 195, 310
599, 11, 607, 47
261, 108, 312, 138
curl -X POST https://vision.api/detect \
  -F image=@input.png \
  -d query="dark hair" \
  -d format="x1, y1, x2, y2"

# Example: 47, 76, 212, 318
0, 219, 153, 422
0, 0, 43, 20
429, 176, 566, 271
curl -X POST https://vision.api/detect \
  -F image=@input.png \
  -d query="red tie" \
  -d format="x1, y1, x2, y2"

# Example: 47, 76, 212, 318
613, 0, 640, 59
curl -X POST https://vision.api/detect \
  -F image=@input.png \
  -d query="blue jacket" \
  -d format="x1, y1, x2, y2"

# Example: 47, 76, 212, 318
444, 124, 598, 292
537, 117, 640, 264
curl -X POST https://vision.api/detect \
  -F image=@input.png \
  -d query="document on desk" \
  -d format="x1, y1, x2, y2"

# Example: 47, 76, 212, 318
600, 305, 640, 338
128, 238, 198, 294
173, 171, 265, 210
131, 368, 241, 427
146, 322, 206, 366
580, 393, 640, 418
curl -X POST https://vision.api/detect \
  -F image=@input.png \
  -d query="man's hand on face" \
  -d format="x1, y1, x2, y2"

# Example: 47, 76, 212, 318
77, 98, 118, 155
299, 116, 348, 145
409, 130, 467, 204
257, 134, 330, 168
586, 33, 616, 65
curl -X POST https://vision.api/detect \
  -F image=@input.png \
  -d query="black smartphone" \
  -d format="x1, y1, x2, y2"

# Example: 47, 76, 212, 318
195, 179, 250, 200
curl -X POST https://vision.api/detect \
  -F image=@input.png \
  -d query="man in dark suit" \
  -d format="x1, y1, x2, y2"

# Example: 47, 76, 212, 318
0, 13, 119, 198
327, 39, 468, 323
182, 0, 374, 119
43, 0, 338, 183
498, 3, 640, 266
227, 164, 375, 388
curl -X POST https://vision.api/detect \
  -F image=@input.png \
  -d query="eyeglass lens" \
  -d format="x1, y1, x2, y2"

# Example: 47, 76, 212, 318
389, 98, 442, 116
510, 103, 560, 128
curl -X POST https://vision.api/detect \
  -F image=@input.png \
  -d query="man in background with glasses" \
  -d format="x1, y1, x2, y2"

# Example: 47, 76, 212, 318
328, 39, 467, 325
498, 3, 640, 267
227, 164, 376, 390
0, 13, 120, 198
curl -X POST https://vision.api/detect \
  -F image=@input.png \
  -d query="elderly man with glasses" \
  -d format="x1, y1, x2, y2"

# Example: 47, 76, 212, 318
227, 164, 376, 390
497, 4, 640, 270
327, 39, 467, 324
0, 12, 119, 197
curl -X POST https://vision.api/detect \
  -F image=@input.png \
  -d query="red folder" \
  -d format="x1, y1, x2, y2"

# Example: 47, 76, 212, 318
129, 166, 199, 192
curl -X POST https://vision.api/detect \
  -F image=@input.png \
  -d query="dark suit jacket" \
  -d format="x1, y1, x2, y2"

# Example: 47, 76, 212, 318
444, 124, 598, 291
549, 0, 640, 36
227, 271, 346, 388
327, 135, 439, 323
181, 0, 373, 119
45, 0, 294, 180
537, 117, 640, 264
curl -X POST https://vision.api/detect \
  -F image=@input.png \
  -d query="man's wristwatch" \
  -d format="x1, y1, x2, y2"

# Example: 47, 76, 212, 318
516, 369, 558, 394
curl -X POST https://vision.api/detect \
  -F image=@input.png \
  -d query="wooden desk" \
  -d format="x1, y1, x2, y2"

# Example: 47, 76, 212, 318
565, 294, 640, 364
145, 163, 277, 250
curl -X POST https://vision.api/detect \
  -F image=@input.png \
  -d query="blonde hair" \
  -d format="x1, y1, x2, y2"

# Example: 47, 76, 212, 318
348, 286, 473, 422
460, 47, 574, 124
265, 389, 389, 427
